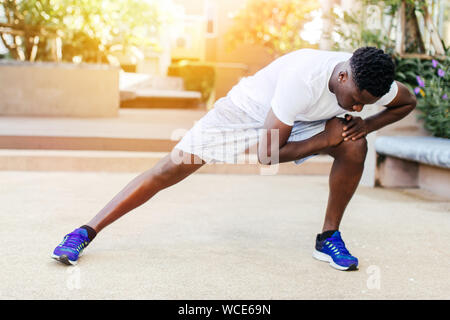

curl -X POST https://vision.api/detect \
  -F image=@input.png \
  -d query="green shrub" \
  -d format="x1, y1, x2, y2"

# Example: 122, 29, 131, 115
393, 56, 424, 92
0, 51, 11, 60
167, 60, 216, 104
408, 53, 450, 139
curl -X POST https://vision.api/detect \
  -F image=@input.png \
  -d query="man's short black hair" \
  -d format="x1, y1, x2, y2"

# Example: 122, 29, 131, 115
349, 46, 395, 98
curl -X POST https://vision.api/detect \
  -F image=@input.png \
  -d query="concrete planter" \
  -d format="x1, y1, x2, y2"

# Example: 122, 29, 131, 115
375, 136, 450, 199
0, 60, 119, 117
376, 156, 450, 199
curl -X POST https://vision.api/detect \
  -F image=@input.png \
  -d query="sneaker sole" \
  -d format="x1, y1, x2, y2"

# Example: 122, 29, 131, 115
51, 254, 77, 265
312, 249, 358, 271
51, 249, 84, 266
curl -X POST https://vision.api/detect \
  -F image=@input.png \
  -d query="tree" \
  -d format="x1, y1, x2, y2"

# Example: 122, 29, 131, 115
0, 0, 163, 63
0, 0, 62, 61
225, 0, 320, 58
332, 0, 446, 59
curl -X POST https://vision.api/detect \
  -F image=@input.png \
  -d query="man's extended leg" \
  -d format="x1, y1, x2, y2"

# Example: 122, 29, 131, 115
52, 150, 204, 265
87, 151, 205, 232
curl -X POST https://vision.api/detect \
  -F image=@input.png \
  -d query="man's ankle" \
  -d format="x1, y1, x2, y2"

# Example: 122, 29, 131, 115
319, 229, 338, 241
80, 225, 97, 241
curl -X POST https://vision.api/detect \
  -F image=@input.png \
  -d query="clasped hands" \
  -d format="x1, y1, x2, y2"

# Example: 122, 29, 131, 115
342, 114, 369, 142
324, 114, 369, 147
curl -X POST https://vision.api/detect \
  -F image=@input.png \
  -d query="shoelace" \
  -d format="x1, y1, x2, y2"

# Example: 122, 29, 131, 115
328, 237, 350, 255
61, 233, 87, 249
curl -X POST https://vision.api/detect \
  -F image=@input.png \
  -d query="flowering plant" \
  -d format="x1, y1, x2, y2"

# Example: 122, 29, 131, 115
414, 55, 450, 139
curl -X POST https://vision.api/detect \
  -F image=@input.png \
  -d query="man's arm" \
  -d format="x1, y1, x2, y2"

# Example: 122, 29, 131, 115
342, 81, 417, 141
258, 110, 344, 164
257, 109, 293, 165
365, 81, 417, 133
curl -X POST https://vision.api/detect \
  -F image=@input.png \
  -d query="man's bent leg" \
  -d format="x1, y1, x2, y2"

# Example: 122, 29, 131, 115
87, 150, 205, 232
311, 138, 366, 270
320, 137, 367, 232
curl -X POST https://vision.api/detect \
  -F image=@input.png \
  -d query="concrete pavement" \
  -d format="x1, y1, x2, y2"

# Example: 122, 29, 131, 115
0, 171, 449, 299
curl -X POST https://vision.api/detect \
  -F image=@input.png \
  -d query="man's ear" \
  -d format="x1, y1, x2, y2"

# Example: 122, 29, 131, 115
338, 70, 349, 83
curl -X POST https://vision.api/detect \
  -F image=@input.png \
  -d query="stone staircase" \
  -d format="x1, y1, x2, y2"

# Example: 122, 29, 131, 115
0, 108, 333, 174
119, 72, 202, 109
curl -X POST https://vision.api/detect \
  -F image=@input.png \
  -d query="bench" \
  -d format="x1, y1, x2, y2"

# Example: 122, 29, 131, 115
375, 136, 450, 199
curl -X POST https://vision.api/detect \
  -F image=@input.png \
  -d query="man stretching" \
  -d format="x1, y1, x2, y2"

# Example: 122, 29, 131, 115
52, 47, 416, 271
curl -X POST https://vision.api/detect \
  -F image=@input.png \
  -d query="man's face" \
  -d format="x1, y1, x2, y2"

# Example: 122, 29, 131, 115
335, 72, 380, 112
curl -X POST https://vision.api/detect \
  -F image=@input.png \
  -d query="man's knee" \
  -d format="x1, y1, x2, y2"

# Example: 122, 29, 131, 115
144, 155, 181, 189
334, 137, 367, 163
145, 153, 203, 190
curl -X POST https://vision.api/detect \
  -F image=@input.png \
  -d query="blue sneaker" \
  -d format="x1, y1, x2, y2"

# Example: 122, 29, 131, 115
52, 228, 91, 265
313, 231, 358, 271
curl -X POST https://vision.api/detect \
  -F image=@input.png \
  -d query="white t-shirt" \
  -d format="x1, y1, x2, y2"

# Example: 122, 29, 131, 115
228, 48, 398, 125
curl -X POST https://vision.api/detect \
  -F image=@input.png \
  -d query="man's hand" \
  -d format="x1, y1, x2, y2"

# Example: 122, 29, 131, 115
323, 117, 346, 147
342, 114, 369, 141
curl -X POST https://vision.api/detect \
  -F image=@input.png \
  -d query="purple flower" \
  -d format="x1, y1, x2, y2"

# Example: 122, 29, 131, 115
443, 94, 448, 100
416, 75, 425, 87
414, 87, 421, 95
432, 59, 438, 68
437, 68, 445, 77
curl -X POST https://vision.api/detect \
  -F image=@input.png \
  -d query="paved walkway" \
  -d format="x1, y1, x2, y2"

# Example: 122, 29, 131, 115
0, 171, 449, 299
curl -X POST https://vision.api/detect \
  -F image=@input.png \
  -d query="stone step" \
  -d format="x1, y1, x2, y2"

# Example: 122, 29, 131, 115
0, 108, 205, 152
120, 95, 202, 109
119, 72, 202, 109
0, 149, 333, 175
0, 135, 178, 152
119, 72, 185, 91
0, 109, 333, 175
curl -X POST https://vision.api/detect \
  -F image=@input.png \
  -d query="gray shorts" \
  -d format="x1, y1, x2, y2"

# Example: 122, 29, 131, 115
288, 119, 326, 164
175, 96, 327, 165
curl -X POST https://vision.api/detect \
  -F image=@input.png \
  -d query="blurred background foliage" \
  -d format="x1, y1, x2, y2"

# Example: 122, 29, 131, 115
331, 0, 446, 56
0, 0, 162, 63
225, 0, 320, 58
413, 53, 449, 138
331, 3, 394, 54
331, 0, 448, 138
0, 0, 448, 137
168, 60, 216, 104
